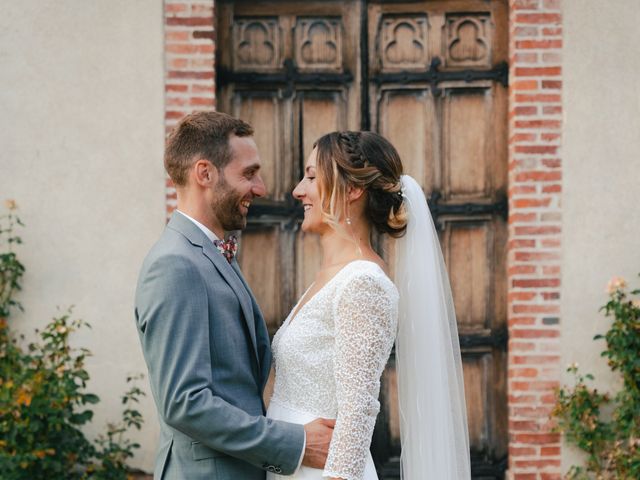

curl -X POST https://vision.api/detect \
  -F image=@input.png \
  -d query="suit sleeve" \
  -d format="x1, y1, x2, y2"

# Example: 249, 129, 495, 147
135, 253, 304, 474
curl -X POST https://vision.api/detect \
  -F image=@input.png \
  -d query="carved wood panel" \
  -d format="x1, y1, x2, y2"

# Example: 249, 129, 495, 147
219, 1, 508, 477
295, 17, 343, 71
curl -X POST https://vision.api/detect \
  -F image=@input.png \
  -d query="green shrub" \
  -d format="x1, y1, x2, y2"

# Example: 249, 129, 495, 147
552, 275, 640, 479
0, 200, 144, 479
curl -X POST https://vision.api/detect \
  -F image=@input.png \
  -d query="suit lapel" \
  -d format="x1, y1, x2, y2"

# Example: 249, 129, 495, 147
231, 261, 273, 389
167, 213, 260, 368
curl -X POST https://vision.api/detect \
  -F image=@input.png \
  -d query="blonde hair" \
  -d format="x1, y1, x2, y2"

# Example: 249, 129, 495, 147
314, 131, 408, 238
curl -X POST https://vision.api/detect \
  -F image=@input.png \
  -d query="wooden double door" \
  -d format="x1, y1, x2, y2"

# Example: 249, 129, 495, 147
217, 1, 508, 477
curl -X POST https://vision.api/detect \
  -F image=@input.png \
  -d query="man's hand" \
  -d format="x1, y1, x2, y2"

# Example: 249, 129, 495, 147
301, 418, 335, 468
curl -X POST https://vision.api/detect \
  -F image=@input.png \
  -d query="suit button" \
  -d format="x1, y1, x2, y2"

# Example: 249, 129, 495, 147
274, 467, 282, 474
267, 466, 276, 472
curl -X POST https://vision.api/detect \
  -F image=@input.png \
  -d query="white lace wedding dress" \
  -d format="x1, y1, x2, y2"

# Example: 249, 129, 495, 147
266, 260, 398, 480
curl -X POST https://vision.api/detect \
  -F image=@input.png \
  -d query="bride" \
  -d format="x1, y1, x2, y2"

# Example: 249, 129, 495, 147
267, 131, 471, 480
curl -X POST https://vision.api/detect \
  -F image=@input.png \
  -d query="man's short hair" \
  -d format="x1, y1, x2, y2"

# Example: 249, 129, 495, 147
164, 111, 254, 186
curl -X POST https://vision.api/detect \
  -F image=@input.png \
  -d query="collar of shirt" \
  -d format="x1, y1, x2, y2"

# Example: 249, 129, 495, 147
176, 210, 219, 243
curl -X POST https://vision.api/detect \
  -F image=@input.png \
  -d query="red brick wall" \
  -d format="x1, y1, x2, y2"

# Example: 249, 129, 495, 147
507, 0, 563, 479
164, 0, 216, 217
163, 1, 565, 477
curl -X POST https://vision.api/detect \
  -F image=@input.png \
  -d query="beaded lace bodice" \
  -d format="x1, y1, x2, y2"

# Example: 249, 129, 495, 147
271, 260, 398, 480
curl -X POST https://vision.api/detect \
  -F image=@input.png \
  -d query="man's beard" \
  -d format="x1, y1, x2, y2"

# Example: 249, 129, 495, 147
211, 177, 247, 232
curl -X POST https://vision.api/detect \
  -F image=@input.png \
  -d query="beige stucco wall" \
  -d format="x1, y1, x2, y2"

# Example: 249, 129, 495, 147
561, 0, 640, 472
0, 0, 165, 472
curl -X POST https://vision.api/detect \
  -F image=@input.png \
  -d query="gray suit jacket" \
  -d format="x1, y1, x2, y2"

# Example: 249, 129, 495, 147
135, 212, 304, 480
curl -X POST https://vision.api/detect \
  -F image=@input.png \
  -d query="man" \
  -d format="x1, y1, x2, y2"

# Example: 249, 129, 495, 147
135, 111, 334, 479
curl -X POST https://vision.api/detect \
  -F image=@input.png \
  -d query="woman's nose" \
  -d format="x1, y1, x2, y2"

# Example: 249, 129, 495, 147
292, 179, 304, 200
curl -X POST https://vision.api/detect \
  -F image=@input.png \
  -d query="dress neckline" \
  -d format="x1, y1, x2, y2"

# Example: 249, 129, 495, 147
286, 259, 384, 327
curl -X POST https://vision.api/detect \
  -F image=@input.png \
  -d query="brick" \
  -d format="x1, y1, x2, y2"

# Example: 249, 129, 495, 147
514, 225, 561, 235
542, 27, 562, 36
509, 185, 538, 197
168, 70, 215, 80
541, 184, 561, 194
166, 43, 212, 54
540, 238, 561, 248
509, 341, 537, 352
541, 446, 561, 456
516, 13, 562, 24
513, 79, 539, 91
165, 3, 188, 14
514, 171, 561, 182
190, 96, 215, 106
542, 158, 561, 168
166, 31, 191, 42
166, 16, 214, 27
510, 420, 541, 431
513, 406, 554, 418
510, 446, 537, 456
540, 474, 562, 480
509, 393, 538, 403
510, 380, 559, 391
511, 132, 538, 142
516, 39, 563, 49
514, 53, 540, 65
513, 474, 537, 480
190, 4, 214, 15
542, 52, 562, 63
166, 110, 186, 120
512, 198, 553, 208
513, 0, 540, 9
168, 58, 189, 69
514, 119, 561, 129
509, 239, 536, 249
514, 458, 561, 468
543, 0, 562, 10
541, 292, 560, 301
509, 316, 538, 326
514, 251, 560, 262
192, 84, 214, 94
511, 278, 560, 288
514, 26, 539, 37
542, 80, 562, 89
514, 433, 560, 445
166, 84, 189, 92
515, 106, 538, 116
511, 304, 560, 316
509, 265, 538, 275
539, 392, 559, 404
509, 368, 539, 378
515, 67, 561, 76
510, 327, 560, 336
543, 105, 562, 115
541, 133, 561, 142
515, 94, 561, 103
542, 266, 560, 275
513, 355, 560, 365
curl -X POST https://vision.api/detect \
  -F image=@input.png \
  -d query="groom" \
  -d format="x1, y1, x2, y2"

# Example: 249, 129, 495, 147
135, 111, 334, 479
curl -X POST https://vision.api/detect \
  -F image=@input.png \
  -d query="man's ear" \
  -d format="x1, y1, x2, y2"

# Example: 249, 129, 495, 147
193, 159, 218, 186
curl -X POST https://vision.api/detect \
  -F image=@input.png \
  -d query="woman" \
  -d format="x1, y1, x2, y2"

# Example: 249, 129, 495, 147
267, 131, 470, 479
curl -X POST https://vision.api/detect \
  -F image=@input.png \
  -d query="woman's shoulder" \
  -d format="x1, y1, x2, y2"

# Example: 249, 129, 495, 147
336, 260, 398, 297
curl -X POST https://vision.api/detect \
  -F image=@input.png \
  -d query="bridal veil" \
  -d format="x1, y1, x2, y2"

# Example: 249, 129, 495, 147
394, 174, 471, 479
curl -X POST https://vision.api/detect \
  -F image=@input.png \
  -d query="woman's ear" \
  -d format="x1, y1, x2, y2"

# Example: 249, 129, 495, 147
193, 159, 218, 186
347, 184, 365, 202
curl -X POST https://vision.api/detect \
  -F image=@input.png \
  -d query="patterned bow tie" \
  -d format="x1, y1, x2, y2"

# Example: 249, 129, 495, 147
213, 235, 238, 264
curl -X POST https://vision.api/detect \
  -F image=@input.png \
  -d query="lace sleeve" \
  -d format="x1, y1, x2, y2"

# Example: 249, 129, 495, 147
323, 272, 398, 480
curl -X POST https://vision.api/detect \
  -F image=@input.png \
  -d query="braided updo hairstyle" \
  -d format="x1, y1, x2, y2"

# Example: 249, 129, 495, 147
314, 131, 408, 238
